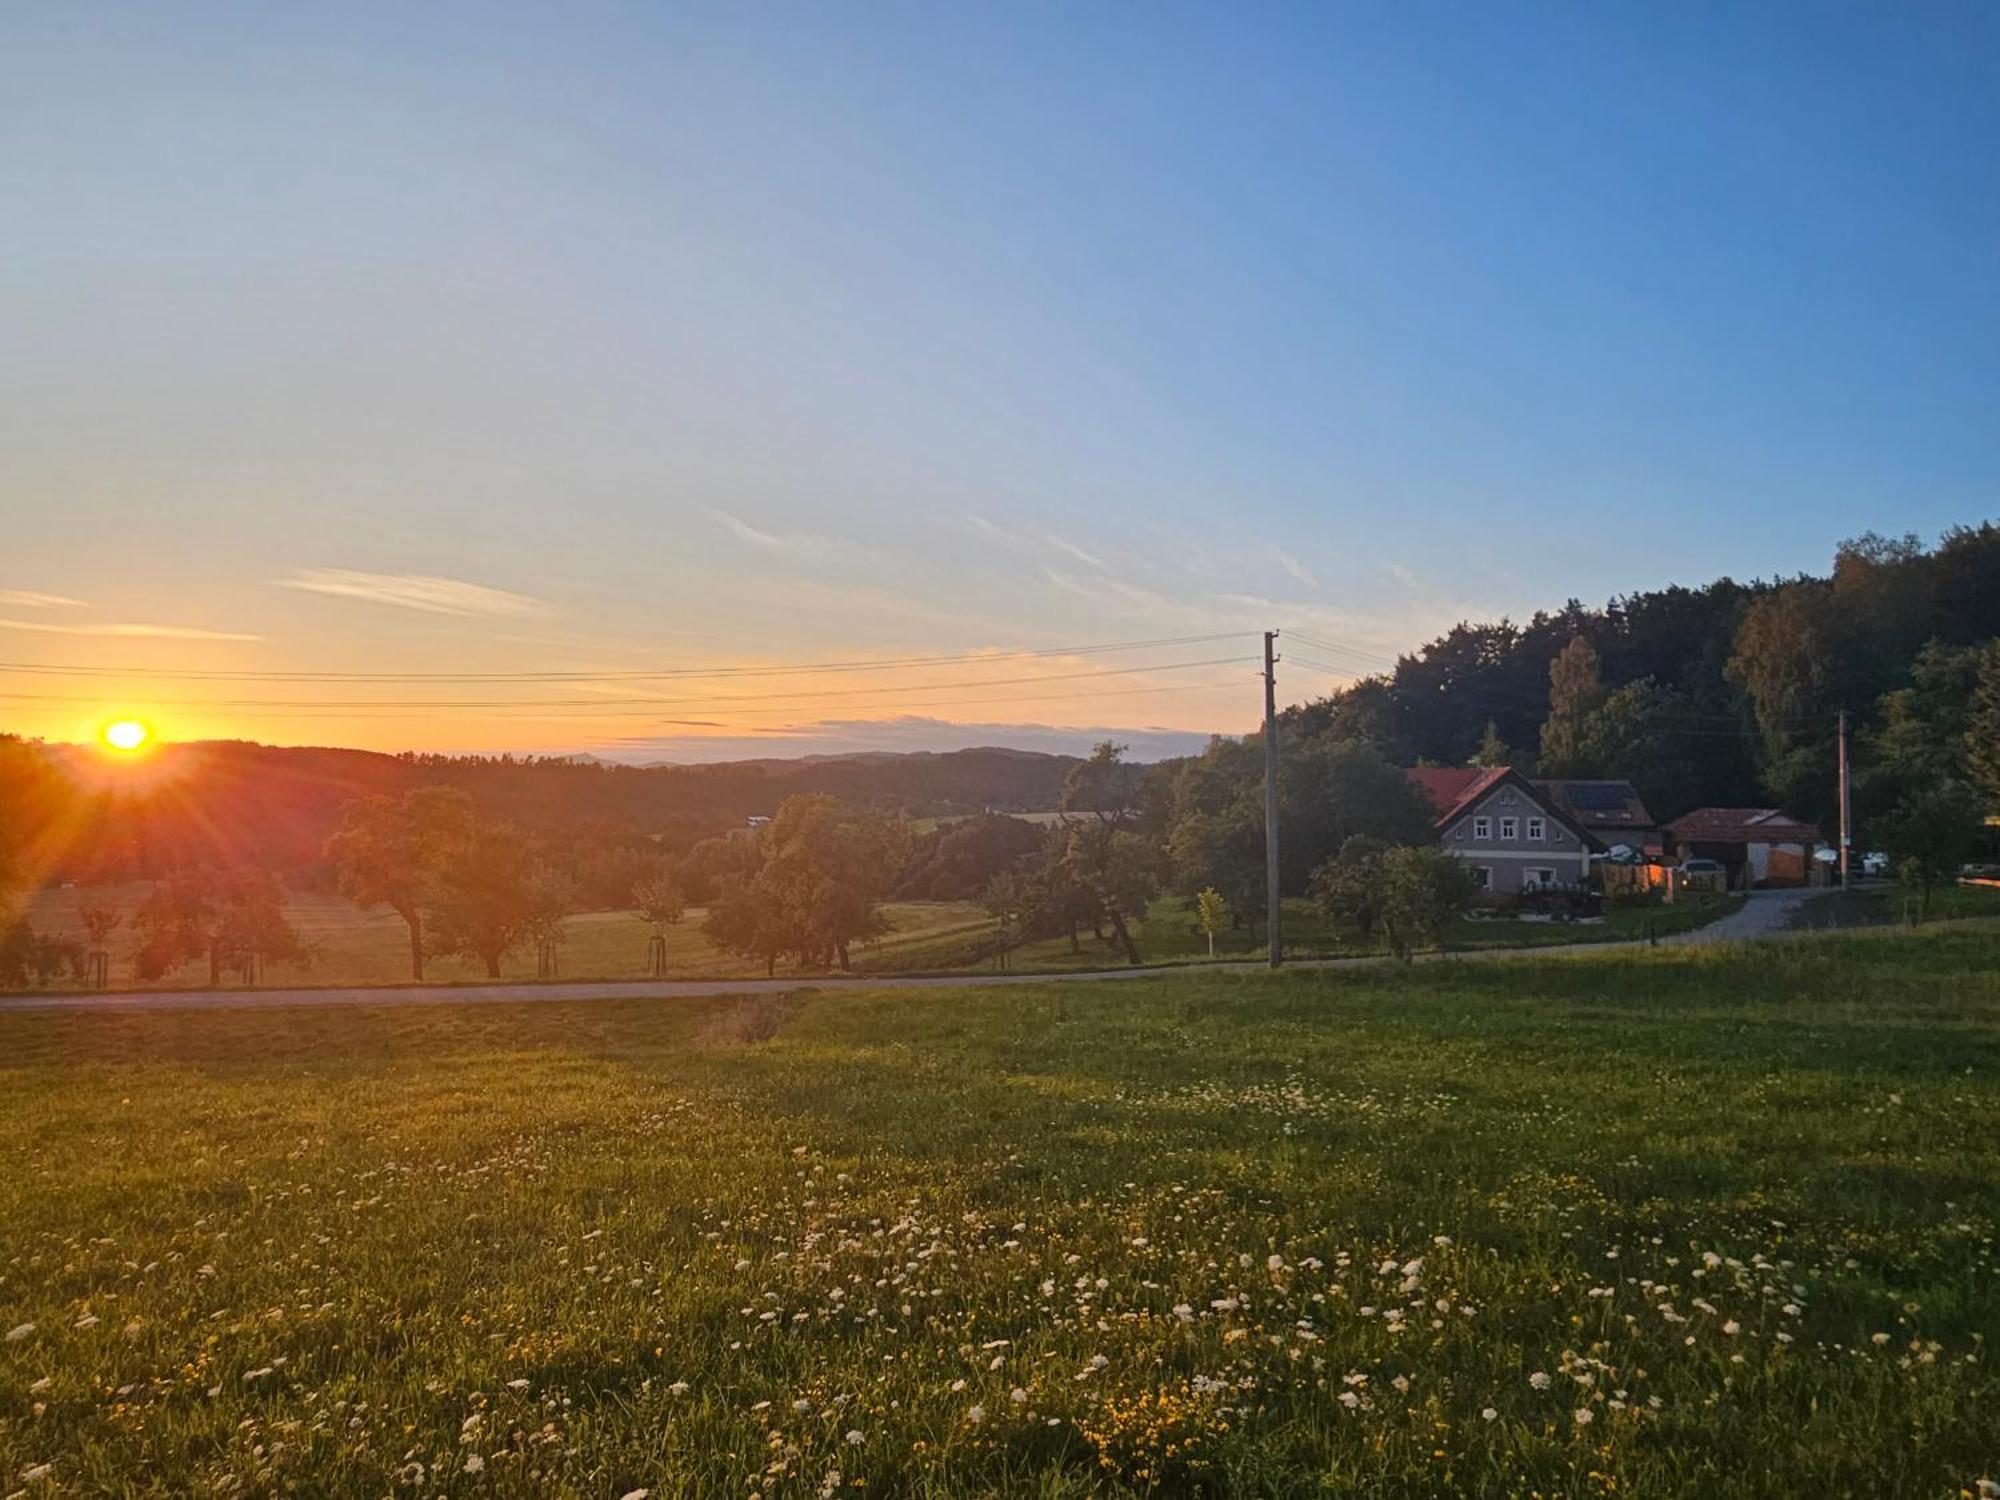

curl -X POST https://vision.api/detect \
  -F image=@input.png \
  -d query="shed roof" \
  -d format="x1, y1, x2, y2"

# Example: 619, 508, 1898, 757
1666, 807, 1824, 844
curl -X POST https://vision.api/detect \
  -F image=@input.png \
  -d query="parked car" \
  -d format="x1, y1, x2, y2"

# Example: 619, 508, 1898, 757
1678, 858, 1724, 876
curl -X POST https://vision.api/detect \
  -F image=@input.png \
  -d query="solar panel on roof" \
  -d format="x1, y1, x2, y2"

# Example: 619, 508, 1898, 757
1565, 784, 1630, 812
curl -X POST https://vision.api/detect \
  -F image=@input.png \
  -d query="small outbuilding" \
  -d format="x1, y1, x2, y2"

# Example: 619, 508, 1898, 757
1666, 807, 1825, 888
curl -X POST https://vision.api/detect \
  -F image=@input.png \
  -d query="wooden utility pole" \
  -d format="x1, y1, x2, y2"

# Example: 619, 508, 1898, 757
1264, 630, 1282, 967
1837, 708, 1852, 890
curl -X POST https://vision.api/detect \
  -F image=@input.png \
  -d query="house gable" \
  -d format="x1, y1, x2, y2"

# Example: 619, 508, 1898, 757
1406, 766, 1601, 851
1443, 776, 1595, 846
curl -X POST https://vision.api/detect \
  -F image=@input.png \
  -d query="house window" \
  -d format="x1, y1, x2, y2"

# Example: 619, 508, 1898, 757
1528, 867, 1557, 887
1527, 816, 1546, 841
1473, 816, 1492, 840
1499, 816, 1518, 840
1471, 865, 1491, 891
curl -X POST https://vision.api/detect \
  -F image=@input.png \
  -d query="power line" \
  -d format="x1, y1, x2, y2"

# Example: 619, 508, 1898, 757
74, 674, 1258, 722
0, 654, 1257, 712
1283, 631, 1400, 669
1285, 654, 1369, 679
0, 631, 1253, 685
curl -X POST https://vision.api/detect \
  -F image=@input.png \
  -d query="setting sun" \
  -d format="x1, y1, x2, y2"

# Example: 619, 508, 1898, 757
101, 718, 152, 754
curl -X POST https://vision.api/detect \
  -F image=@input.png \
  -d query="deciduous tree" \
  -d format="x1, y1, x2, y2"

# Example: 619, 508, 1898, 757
132, 867, 306, 984
1194, 887, 1228, 958
1875, 780, 1982, 922
1376, 846, 1476, 961
428, 820, 536, 979
1538, 636, 1607, 776
327, 787, 474, 981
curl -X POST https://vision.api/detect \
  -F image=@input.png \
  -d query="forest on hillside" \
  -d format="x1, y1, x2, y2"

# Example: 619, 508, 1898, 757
0, 741, 1080, 887
1283, 522, 2000, 832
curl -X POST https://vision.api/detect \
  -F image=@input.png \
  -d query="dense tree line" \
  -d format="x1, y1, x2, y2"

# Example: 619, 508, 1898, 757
0, 742, 1082, 887
1285, 524, 2000, 836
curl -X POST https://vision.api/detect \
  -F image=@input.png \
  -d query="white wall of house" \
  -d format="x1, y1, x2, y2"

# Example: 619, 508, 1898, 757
1440, 782, 1593, 893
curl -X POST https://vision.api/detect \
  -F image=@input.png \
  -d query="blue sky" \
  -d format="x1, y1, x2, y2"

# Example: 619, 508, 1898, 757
3, 2, 1997, 759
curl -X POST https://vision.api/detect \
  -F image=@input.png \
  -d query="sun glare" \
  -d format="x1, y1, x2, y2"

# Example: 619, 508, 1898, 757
101, 718, 153, 754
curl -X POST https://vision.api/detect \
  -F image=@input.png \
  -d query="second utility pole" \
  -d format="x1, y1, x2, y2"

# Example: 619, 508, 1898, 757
1264, 629, 1282, 967
1837, 707, 1852, 890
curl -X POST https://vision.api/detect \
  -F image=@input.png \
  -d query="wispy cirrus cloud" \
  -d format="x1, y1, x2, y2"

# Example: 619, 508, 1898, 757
1039, 531, 1105, 568
1274, 548, 1317, 588
711, 510, 885, 568
1043, 567, 1178, 615
277, 569, 548, 618
968, 515, 1106, 568
712, 510, 788, 549
0, 617, 261, 641
0, 589, 88, 608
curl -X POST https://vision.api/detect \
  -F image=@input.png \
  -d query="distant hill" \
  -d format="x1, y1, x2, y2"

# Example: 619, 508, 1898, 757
4, 739, 1082, 884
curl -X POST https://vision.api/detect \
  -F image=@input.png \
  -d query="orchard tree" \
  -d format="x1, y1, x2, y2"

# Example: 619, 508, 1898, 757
985, 841, 1095, 954
132, 867, 306, 984
1309, 834, 1390, 940
1060, 821, 1160, 965
327, 787, 474, 980
631, 867, 686, 976
702, 876, 791, 977
702, 796, 903, 972
1876, 780, 1982, 922
1059, 744, 1159, 964
428, 820, 537, 978
524, 868, 579, 978
1194, 888, 1228, 958
1376, 846, 1477, 961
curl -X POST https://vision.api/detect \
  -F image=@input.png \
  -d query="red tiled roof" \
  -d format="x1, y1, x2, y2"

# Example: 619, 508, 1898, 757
1406, 766, 1491, 818
1666, 807, 1824, 844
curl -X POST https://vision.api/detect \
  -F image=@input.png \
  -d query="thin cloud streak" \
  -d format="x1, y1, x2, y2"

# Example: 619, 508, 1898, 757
0, 617, 262, 641
1275, 549, 1317, 587
1039, 532, 1105, 568
712, 510, 788, 549
277, 569, 548, 618
0, 589, 88, 608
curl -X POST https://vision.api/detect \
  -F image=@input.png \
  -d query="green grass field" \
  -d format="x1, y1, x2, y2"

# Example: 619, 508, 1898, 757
19, 887, 997, 989
3, 930, 1997, 1496
17, 885, 1759, 991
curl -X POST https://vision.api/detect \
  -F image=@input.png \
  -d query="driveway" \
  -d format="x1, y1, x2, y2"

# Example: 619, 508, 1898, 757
1659, 887, 1817, 945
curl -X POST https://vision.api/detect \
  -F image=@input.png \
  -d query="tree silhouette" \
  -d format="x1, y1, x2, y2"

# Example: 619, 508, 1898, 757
327, 787, 474, 981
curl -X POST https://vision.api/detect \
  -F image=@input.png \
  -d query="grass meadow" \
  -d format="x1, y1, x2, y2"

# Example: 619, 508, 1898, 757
16, 884, 1772, 992
2, 930, 1998, 1496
